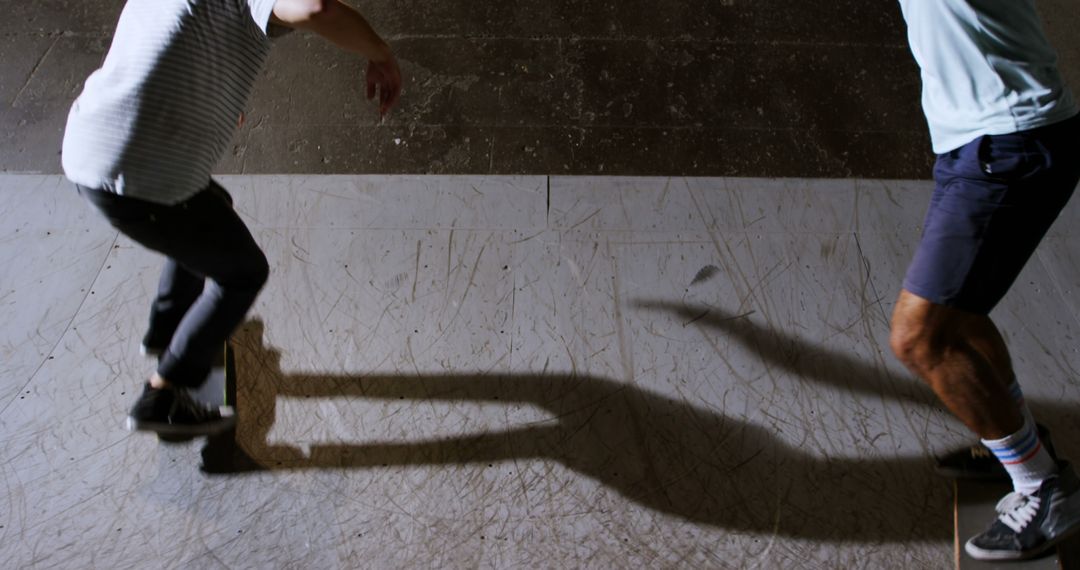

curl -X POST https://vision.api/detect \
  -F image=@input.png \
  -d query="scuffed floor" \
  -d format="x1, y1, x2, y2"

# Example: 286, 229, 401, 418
3, 174, 1080, 568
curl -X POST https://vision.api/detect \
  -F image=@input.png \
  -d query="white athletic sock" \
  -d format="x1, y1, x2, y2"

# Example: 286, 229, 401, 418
982, 416, 1058, 496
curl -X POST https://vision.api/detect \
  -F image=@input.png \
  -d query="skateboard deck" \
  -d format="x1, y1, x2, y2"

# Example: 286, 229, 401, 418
190, 341, 232, 408
955, 479, 1080, 569
157, 342, 235, 443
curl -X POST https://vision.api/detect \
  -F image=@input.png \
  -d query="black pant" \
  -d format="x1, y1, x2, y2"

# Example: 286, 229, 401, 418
79, 181, 269, 388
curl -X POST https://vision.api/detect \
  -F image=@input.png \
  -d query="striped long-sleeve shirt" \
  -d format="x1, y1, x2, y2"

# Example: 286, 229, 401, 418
62, 0, 277, 205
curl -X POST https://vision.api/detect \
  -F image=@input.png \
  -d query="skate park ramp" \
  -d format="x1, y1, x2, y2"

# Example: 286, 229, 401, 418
4, 0, 1080, 567
4, 174, 1080, 568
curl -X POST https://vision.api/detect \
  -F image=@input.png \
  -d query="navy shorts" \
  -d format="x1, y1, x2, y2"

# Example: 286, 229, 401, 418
903, 113, 1080, 314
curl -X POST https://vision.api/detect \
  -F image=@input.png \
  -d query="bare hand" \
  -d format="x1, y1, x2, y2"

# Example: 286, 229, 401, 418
366, 53, 402, 117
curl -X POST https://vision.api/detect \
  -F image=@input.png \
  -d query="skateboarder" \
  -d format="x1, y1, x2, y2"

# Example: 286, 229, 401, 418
889, 0, 1080, 561
61, 0, 402, 436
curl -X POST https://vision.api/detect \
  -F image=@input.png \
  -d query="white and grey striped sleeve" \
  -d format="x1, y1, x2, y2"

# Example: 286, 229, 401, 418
247, 0, 278, 33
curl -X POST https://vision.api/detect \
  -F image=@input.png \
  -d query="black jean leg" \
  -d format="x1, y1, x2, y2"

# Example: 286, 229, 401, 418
80, 180, 269, 388
144, 260, 204, 349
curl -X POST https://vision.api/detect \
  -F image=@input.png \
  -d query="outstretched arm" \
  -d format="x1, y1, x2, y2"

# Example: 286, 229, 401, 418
271, 0, 402, 115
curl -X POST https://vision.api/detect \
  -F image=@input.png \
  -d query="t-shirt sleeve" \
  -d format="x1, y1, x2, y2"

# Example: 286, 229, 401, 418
247, 0, 278, 34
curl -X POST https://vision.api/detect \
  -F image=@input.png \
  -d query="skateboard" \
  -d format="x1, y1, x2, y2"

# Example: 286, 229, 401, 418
954, 479, 1080, 569
157, 341, 235, 443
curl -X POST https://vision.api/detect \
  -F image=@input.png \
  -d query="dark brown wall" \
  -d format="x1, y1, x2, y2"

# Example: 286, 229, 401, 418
2, 1, 1076, 178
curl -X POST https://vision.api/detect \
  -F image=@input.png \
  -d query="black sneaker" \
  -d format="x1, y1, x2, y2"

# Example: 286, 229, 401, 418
139, 344, 165, 358
126, 384, 235, 436
936, 424, 1055, 481
140, 328, 173, 358
965, 462, 1080, 561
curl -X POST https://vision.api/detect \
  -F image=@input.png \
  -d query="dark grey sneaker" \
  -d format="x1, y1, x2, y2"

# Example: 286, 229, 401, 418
965, 462, 1080, 561
936, 424, 1055, 481
126, 384, 235, 436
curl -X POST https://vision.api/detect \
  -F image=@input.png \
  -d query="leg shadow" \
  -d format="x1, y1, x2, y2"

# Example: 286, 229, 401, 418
203, 319, 961, 543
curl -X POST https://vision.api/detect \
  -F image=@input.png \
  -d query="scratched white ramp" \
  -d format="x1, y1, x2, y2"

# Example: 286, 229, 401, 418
0, 176, 115, 404
3, 174, 1080, 569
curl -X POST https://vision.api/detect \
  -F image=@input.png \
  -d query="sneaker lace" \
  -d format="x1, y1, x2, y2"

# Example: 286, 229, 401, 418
994, 491, 1042, 534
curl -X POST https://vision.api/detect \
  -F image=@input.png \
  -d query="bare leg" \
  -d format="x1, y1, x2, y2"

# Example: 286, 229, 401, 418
889, 289, 1022, 439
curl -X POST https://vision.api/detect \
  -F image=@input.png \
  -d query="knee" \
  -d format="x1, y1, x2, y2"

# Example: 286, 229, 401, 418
889, 309, 940, 371
229, 251, 269, 292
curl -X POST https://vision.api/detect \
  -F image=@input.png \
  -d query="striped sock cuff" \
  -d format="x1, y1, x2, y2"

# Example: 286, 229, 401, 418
985, 420, 1042, 466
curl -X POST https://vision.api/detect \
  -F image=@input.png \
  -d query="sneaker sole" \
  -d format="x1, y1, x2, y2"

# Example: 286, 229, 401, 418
157, 433, 197, 444
126, 415, 236, 437
965, 519, 1080, 561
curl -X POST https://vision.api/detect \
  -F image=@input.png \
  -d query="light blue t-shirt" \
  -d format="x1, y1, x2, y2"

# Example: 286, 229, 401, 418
899, 0, 1077, 153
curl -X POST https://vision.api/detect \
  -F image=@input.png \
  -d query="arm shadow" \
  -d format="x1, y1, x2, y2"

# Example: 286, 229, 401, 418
632, 300, 1080, 442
